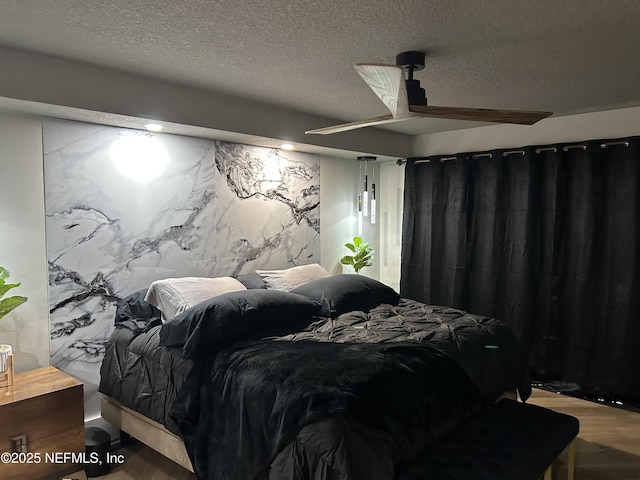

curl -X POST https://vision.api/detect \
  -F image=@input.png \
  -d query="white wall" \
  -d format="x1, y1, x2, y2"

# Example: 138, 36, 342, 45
319, 156, 404, 291
320, 155, 380, 279
0, 111, 50, 372
378, 160, 404, 292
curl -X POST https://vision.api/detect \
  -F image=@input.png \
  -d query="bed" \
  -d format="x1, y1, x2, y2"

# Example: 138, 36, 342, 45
99, 270, 531, 480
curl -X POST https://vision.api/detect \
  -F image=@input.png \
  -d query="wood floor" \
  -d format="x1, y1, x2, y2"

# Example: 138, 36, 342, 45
94, 388, 640, 479
529, 388, 640, 479
90, 440, 195, 480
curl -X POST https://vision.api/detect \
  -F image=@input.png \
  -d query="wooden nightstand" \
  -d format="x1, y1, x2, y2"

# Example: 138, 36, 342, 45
0, 366, 84, 480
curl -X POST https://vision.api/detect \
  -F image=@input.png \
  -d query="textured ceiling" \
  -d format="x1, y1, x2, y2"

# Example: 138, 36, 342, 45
0, 0, 640, 136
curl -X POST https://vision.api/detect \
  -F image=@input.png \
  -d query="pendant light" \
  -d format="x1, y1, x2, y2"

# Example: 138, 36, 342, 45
357, 156, 377, 226
371, 182, 376, 224
358, 155, 377, 223
357, 194, 363, 235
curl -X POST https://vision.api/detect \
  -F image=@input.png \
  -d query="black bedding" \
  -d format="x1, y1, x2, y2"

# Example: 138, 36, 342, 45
99, 278, 531, 480
99, 289, 194, 435
175, 338, 487, 480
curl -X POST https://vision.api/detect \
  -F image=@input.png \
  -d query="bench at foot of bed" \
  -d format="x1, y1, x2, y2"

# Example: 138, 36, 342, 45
397, 398, 579, 480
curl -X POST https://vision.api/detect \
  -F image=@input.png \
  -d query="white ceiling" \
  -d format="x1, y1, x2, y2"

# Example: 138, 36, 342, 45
0, 0, 639, 142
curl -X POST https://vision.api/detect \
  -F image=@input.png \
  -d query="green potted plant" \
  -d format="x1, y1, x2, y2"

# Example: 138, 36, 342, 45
0, 266, 28, 320
340, 236, 374, 274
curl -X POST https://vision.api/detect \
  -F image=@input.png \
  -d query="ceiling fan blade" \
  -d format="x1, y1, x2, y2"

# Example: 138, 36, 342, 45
354, 64, 409, 118
409, 105, 552, 125
305, 114, 411, 135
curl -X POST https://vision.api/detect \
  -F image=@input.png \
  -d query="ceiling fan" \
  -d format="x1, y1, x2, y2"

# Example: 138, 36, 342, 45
305, 51, 552, 135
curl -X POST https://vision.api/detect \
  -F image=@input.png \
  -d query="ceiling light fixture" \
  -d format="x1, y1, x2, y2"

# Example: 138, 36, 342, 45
357, 156, 376, 222
357, 194, 363, 236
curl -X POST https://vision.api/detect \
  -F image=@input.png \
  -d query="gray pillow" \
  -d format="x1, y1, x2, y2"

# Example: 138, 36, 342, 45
236, 272, 268, 289
144, 276, 246, 321
255, 263, 331, 291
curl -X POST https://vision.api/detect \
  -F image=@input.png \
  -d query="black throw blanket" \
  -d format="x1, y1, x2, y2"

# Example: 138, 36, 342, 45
170, 340, 484, 480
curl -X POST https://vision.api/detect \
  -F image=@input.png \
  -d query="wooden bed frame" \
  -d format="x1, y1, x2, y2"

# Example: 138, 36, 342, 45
100, 394, 194, 472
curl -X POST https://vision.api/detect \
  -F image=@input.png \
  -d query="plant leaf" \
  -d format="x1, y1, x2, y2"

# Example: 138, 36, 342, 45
339, 237, 374, 273
0, 295, 28, 320
354, 249, 373, 262
0, 266, 9, 281
0, 282, 21, 299
340, 255, 354, 265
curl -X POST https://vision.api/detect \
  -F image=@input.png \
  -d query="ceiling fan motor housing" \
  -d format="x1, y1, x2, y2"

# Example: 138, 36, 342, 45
396, 51, 428, 106
395, 51, 425, 71
406, 79, 427, 106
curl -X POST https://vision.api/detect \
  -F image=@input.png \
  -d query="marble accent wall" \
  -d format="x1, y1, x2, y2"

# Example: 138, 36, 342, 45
43, 118, 319, 417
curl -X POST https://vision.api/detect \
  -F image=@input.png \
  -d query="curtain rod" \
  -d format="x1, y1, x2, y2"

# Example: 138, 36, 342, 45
535, 147, 557, 154
600, 141, 629, 148
503, 150, 525, 157
405, 140, 631, 165
562, 144, 586, 151
411, 156, 457, 164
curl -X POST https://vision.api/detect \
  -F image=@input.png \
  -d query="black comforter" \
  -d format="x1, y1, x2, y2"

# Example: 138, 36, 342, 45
174, 338, 485, 480
100, 290, 530, 480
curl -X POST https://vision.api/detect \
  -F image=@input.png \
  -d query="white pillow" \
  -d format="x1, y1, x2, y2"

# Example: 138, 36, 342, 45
255, 264, 331, 292
144, 276, 246, 320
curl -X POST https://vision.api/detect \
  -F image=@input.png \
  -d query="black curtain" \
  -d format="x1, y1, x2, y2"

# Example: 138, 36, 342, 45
400, 137, 640, 404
